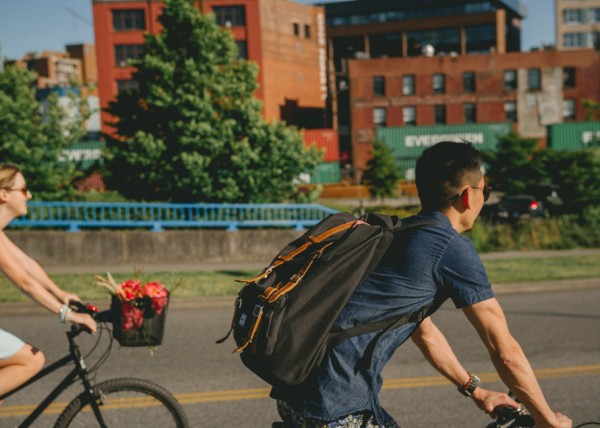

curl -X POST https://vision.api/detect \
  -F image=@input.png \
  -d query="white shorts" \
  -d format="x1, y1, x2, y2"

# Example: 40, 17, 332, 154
0, 328, 26, 360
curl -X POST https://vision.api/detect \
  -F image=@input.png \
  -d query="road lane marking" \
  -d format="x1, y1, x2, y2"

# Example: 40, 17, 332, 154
2, 364, 599, 418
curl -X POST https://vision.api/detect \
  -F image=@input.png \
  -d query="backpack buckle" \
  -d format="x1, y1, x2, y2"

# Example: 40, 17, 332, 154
290, 273, 302, 283
253, 304, 264, 317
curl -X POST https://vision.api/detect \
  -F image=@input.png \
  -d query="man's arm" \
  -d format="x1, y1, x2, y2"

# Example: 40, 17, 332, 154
411, 317, 519, 415
462, 298, 571, 428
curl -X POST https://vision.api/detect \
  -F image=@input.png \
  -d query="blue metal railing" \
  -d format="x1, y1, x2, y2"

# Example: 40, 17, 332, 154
8, 202, 339, 232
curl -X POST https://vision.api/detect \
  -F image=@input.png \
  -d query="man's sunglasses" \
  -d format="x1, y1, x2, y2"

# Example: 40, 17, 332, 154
470, 185, 492, 202
3, 187, 29, 197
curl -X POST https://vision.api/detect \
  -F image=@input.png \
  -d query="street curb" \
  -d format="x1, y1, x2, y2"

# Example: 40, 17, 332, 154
2, 279, 599, 315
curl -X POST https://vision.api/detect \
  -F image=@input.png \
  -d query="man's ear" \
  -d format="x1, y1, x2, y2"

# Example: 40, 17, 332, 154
461, 189, 470, 209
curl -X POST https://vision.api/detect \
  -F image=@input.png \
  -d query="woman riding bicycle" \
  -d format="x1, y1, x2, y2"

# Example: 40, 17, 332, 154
0, 164, 96, 397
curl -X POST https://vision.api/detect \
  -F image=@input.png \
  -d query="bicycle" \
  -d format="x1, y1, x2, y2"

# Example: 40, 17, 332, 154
0, 301, 189, 427
487, 396, 600, 428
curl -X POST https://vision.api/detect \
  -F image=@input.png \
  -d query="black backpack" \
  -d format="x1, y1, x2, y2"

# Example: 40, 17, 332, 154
217, 212, 433, 386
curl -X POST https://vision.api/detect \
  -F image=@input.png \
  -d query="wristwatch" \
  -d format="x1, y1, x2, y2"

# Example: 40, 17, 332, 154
458, 373, 480, 397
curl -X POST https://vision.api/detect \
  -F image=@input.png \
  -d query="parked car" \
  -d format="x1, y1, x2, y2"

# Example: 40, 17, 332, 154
496, 194, 546, 221
526, 184, 563, 215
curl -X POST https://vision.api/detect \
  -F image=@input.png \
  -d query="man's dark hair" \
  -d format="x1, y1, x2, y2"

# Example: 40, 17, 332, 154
415, 141, 483, 211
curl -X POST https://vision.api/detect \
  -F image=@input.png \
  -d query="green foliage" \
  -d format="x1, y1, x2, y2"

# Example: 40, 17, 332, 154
104, 0, 320, 202
469, 210, 600, 253
363, 140, 402, 201
0, 65, 85, 200
583, 99, 600, 121
541, 148, 600, 213
484, 131, 546, 193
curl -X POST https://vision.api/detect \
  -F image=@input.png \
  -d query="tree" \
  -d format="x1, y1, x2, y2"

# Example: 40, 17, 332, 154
0, 65, 83, 200
582, 98, 600, 122
483, 131, 547, 193
104, 0, 320, 203
363, 140, 402, 201
542, 148, 600, 213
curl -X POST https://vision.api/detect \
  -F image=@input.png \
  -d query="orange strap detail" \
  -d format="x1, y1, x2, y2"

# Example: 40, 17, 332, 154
233, 306, 264, 353
267, 242, 333, 303
237, 220, 356, 285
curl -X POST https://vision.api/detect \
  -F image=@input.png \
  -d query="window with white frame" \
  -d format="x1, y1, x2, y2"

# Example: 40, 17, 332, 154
563, 99, 576, 121
402, 75, 415, 95
432, 73, 445, 94
373, 107, 387, 127
504, 101, 517, 122
504, 69, 517, 90
403, 106, 416, 125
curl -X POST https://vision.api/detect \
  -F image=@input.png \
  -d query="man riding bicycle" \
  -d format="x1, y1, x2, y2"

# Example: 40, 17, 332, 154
272, 142, 572, 427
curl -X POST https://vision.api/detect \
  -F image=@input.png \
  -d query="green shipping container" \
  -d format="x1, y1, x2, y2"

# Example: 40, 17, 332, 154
59, 140, 106, 169
548, 121, 600, 151
376, 123, 511, 159
311, 162, 341, 184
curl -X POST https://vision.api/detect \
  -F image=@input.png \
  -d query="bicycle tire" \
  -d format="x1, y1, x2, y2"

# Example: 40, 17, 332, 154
54, 377, 189, 428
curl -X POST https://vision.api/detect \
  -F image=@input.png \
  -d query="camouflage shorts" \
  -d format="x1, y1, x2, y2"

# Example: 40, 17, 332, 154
276, 400, 400, 428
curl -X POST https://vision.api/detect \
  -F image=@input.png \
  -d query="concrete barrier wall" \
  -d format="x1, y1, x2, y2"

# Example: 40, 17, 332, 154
6, 230, 304, 267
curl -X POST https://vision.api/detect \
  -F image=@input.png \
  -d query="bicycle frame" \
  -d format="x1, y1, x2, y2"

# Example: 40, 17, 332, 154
0, 326, 101, 428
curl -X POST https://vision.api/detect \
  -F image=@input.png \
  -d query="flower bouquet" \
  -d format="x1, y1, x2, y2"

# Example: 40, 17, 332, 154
96, 273, 170, 347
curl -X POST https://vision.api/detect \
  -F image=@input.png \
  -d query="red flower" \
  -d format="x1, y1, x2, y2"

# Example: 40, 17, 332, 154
142, 282, 168, 315
121, 301, 144, 331
117, 279, 142, 302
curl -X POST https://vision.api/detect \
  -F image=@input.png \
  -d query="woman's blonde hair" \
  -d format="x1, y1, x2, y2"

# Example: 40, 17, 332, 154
0, 165, 22, 189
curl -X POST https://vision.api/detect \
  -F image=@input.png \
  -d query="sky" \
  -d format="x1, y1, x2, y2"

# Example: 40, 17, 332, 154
0, 0, 555, 61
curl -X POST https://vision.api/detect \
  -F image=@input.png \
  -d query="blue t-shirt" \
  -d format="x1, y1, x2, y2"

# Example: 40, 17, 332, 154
271, 211, 494, 423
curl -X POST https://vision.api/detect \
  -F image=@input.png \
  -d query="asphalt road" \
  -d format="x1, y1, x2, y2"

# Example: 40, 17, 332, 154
1, 288, 599, 427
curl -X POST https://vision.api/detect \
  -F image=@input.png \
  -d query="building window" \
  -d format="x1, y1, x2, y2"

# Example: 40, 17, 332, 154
463, 72, 476, 92
112, 9, 145, 31
236, 41, 248, 59
563, 32, 586, 48
293, 22, 300, 36
402, 75, 415, 95
464, 103, 476, 123
528, 68, 541, 91
432, 73, 445, 94
593, 8, 600, 23
304, 24, 311, 39
117, 79, 139, 93
373, 76, 385, 96
563, 67, 576, 88
504, 69, 517, 90
213, 6, 246, 26
434, 105, 446, 125
373, 107, 387, 127
504, 101, 517, 122
563, 8, 584, 24
563, 99, 576, 121
115, 44, 145, 68
403, 106, 416, 126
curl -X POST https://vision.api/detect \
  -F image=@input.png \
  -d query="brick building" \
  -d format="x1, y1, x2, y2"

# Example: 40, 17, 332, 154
348, 48, 600, 172
321, 0, 527, 161
92, 0, 327, 135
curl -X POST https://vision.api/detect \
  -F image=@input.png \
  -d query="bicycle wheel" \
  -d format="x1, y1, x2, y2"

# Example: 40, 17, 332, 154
54, 377, 189, 428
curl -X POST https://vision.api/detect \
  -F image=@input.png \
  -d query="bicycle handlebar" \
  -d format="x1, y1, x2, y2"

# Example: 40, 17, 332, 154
68, 301, 114, 334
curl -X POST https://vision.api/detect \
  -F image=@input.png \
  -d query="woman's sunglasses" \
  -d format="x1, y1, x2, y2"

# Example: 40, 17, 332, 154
3, 187, 29, 197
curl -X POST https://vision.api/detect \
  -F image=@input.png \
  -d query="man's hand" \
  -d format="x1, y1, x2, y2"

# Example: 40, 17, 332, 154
471, 387, 519, 417
535, 412, 572, 428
